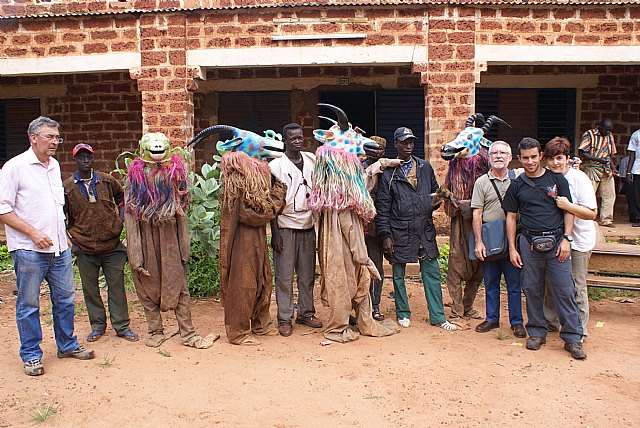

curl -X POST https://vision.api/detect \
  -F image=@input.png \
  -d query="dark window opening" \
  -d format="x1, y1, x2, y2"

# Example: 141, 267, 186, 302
0, 99, 41, 166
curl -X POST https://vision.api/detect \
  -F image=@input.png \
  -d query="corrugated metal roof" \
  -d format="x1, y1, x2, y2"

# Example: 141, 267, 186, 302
0, 1, 639, 20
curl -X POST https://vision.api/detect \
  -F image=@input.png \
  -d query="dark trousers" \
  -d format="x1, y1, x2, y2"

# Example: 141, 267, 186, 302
632, 175, 640, 222
482, 257, 523, 326
519, 235, 582, 344
365, 234, 384, 310
76, 243, 130, 334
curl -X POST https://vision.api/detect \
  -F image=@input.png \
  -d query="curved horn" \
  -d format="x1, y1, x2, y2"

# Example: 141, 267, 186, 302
481, 115, 511, 134
318, 103, 349, 132
187, 125, 237, 149
318, 116, 338, 126
465, 113, 485, 128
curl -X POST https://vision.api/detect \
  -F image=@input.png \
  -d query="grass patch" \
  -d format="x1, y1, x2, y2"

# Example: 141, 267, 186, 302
31, 402, 58, 424
588, 287, 637, 301
74, 301, 86, 315
40, 305, 53, 326
495, 328, 511, 340
99, 354, 117, 369
363, 391, 383, 400
158, 348, 171, 358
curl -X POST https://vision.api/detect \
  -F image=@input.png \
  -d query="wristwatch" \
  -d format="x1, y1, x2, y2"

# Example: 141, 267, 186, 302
563, 234, 574, 242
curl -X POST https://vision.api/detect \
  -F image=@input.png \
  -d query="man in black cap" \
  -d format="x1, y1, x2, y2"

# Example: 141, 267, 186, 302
63, 143, 138, 343
375, 127, 456, 331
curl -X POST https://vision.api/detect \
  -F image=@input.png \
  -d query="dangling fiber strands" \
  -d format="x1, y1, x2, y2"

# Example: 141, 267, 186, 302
220, 151, 272, 213
125, 154, 190, 222
445, 148, 489, 200
308, 146, 376, 223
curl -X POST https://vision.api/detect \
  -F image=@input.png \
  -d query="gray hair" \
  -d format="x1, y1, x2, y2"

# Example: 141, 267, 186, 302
27, 116, 60, 136
488, 140, 511, 156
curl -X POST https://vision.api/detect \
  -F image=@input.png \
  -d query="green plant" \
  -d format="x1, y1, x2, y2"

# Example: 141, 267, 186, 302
99, 354, 117, 369
0, 244, 12, 271
158, 348, 171, 357
31, 402, 58, 424
438, 243, 450, 284
186, 158, 223, 297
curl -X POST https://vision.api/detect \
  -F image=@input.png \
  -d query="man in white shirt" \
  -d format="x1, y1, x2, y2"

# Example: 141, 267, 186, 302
544, 137, 597, 339
626, 128, 640, 227
0, 116, 94, 377
269, 123, 322, 337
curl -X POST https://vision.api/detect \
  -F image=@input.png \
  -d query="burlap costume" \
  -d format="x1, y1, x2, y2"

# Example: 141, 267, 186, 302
219, 152, 287, 345
310, 146, 399, 342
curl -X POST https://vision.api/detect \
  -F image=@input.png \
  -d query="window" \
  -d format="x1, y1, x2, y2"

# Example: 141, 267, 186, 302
0, 99, 41, 166
476, 88, 576, 151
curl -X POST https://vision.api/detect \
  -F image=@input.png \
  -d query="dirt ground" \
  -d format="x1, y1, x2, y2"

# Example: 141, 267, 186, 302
0, 271, 638, 428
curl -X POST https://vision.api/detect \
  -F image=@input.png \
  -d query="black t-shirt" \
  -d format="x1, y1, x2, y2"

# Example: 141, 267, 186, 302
502, 169, 572, 233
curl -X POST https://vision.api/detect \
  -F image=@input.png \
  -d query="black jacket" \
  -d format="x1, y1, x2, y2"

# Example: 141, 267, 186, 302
375, 156, 439, 263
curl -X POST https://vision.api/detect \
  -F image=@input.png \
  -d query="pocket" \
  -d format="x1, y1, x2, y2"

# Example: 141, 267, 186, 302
52, 184, 65, 206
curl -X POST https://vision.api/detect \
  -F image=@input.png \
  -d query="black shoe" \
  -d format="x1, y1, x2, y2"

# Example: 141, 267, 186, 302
525, 336, 546, 350
564, 342, 587, 360
475, 320, 500, 333
372, 307, 384, 321
512, 324, 527, 338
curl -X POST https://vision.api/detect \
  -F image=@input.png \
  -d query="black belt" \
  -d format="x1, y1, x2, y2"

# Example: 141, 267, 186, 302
524, 227, 563, 237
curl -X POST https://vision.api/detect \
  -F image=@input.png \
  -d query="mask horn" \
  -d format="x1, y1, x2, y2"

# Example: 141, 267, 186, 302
318, 103, 349, 132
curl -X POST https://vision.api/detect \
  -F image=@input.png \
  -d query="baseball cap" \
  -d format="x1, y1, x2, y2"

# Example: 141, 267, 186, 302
394, 127, 417, 142
72, 143, 94, 157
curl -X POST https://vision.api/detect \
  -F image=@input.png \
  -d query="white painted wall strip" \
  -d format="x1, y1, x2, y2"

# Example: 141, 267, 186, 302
476, 45, 640, 64
0, 52, 141, 76
188, 46, 428, 68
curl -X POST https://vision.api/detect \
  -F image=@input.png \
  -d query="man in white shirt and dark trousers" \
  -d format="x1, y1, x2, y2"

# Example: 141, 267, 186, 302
0, 116, 95, 377
626, 128, 640, 227
269, 123, 323, 337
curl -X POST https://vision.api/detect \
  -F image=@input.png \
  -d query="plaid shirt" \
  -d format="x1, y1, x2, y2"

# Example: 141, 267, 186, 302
578, 127, 616, 181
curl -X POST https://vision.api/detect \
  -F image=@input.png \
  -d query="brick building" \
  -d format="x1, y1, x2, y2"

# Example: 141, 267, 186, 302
1, 0, 639, 186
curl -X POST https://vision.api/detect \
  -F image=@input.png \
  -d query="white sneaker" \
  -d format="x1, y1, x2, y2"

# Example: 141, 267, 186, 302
398, 318, 411, 328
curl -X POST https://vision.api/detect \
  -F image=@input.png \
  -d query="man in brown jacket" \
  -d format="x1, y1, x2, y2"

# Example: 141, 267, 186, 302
64, 143, 138, 342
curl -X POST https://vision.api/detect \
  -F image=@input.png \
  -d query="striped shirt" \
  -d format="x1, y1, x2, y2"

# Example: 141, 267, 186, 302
578, 127, 616, 181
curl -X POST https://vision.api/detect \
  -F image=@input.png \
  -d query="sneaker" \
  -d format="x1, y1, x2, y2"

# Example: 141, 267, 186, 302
439, 320, 457, 331
57, 345, 95, 360
24, 359, 44, 376
525, 336, 546, 350
398, 318, 411, 328
295, 315, 323, 328
564, 342, 587, 360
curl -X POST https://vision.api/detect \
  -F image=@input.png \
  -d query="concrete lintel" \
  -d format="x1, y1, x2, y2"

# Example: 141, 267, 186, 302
188, 46, 428, 68
0, 52, 141, 76
0, 85, 67, 98
197, 76, 400, 92
476, 45, 640, 65
478, 74, 600, 88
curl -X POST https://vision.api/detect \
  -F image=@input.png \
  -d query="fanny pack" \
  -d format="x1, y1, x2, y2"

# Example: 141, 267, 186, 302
524, 228, 563, 252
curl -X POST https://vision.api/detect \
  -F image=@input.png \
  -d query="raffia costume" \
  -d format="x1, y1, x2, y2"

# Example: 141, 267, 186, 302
219, 152, 287, 345
441, 152, 489, 319
124, 133, 217, 348
309, 146, 399, 342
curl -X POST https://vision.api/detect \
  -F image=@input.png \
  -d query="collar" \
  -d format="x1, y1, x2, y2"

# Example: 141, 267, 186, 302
488, 168, 509, 180
73, 170, 99, 184
26, 147, 54, 169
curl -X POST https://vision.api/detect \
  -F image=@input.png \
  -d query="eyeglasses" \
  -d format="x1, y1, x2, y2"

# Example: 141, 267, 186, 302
36, 134, 64, 143
292, 176, 311, 213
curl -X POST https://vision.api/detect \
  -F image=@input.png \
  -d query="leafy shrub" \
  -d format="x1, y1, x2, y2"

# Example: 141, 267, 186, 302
438, 243, 450, 285
0, 244, 13, 271
186, 157, 223, 296
187, 241, 220, 297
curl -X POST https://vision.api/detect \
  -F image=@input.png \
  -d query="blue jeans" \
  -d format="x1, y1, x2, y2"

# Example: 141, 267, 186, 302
482, 257, 523, 326
13, 249, 79, 362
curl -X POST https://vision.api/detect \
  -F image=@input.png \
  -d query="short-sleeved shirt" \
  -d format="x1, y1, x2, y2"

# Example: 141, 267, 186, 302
471, 169, 520, 223
564, 168, 597, 252
269, 151, 315, 230
0, 148, 68, 254
578, 127, 616, 181
627, 129, 640, 175
502, 169, 572, 233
